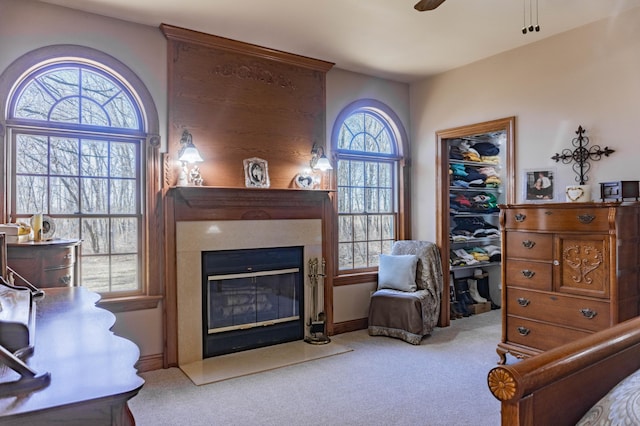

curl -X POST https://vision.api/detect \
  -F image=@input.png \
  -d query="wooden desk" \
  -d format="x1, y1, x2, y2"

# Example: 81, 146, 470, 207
7, 239, 81, 288
0, 287, 144, 425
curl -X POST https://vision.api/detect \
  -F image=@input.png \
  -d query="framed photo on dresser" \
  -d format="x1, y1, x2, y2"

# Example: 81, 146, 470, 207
523, 168, 556, 202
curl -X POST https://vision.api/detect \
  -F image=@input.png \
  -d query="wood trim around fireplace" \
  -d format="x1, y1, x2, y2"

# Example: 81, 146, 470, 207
163, 186, 334, 367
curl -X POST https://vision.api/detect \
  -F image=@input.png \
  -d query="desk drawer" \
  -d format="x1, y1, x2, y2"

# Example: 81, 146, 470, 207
504, 207, 610, 232
505, 260, 552, 291
506, 316, 591, 351
507, 288, 610, 332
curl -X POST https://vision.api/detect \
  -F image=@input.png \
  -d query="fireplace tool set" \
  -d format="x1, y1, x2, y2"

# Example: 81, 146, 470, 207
304, 257, 330, 344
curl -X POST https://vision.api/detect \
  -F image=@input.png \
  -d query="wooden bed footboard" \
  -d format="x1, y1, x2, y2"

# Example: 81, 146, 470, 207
487, 316, 640, 426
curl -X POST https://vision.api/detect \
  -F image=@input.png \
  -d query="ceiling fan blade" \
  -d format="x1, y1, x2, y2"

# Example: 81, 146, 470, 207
414, 0, 446, 12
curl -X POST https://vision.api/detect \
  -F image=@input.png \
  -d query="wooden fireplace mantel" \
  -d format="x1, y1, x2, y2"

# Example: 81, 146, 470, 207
162, 185, 335, 367
169, 186, 333, 221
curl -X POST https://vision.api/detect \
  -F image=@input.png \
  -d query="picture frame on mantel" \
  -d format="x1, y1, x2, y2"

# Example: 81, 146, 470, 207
244, 157, 270, 188
523, 168, 556, 202
294, 173, 316, 189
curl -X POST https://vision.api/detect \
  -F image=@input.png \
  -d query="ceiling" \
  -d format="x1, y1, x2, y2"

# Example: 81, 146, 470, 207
39, 0, 640, 83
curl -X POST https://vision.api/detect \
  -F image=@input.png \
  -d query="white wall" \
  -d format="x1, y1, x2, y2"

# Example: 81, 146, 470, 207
326, 68, 410, 143
410, 7, 640, 241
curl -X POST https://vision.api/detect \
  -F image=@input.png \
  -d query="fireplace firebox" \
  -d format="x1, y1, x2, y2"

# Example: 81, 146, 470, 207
202, 246, 304, 358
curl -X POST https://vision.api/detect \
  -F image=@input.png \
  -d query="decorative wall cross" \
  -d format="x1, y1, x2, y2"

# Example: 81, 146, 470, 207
551, 125, 615, 185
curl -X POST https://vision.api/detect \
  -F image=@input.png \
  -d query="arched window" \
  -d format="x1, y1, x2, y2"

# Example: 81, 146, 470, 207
0, 46, 161, 305
332, 99, 409, 274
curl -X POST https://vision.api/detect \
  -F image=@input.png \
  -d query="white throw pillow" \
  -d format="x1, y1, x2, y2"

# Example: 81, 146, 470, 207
377, 254, 418, 292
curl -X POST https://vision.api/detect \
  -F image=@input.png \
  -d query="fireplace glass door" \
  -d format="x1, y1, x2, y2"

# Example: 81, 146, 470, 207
207, 268, 300, 333
202, 246, 304, 357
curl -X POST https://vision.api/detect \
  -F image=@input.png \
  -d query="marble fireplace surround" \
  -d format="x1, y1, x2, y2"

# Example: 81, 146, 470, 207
166, 187, 331, 366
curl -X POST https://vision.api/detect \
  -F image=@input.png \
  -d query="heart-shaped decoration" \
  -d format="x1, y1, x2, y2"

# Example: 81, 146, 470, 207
566, 186, 585, 202
294, 173, 315, 189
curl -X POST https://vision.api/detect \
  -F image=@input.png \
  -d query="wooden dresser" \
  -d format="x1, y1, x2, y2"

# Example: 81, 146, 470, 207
7, 239, 81, 288
497, 202, 640, 364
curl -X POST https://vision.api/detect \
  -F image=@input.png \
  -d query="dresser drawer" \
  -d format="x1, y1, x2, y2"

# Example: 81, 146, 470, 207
41, 267, 75, 288
42, 246, 76, 268
505, 260, 552, 291
503, 207, 610, 232
506, 316, 591, 351
506, 288, 611, 332
505, 232, 552, 260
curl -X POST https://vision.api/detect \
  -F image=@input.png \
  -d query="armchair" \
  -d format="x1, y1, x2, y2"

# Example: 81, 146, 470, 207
368, 240, 443, 344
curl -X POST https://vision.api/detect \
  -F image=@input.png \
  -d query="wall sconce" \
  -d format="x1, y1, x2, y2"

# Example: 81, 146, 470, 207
177, 129, 204, 186
310, 142, 332, 172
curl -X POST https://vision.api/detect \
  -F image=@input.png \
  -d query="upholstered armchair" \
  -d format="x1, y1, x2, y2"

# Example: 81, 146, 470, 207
368, 240, 443, 344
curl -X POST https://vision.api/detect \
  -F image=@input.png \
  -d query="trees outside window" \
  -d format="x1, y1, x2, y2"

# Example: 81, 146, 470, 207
1, 46, 160, 305
333, 100, 408, 274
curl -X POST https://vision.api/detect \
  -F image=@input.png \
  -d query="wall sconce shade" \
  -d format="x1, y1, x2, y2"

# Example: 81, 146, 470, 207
310, 142, 332, 172
178, 130, 203, 163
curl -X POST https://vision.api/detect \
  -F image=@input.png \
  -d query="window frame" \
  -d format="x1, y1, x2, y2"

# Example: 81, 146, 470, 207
330, 99, 410, 285
0, 45, 162, 312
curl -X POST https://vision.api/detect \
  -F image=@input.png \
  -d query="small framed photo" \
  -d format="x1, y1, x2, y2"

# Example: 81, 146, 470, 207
244, 157, 270, 188
523, 168, 556, 202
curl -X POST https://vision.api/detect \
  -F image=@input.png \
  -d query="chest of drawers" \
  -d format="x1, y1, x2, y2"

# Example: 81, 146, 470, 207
7, 239, 82, 288
497, 202, 640, 364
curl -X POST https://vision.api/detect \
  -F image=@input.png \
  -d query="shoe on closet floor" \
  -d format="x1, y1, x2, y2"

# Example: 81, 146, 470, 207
468, 278, 488, 303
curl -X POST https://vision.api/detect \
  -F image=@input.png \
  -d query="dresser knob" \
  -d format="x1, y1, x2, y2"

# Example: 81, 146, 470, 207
517, 326, 530, 336
521, 270, 535, 278
59, 275, 72, 285
553, 260, 559, 266
522, 240, 536, 249
515, 213, 526, 222
64, 254, 72, 259
517, 297, 530, 307
580, 308, 597, 319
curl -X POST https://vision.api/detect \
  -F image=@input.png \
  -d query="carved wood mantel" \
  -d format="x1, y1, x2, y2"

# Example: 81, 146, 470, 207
163, 186, 334, 367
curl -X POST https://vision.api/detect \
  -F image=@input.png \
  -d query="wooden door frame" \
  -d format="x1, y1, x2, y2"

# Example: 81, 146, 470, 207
435, 116, 516, 327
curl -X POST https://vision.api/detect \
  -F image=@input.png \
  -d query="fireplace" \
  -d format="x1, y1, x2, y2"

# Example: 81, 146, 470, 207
175, 217, 323, 365
167, 187, 331, 367
202, 246, 304, 357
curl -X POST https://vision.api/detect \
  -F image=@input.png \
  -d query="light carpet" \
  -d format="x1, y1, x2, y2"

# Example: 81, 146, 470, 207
180, 339, 352, 385
131, 310, 503, 426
